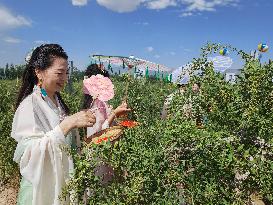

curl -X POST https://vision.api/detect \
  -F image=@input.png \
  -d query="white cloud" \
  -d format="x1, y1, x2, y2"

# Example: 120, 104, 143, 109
183, 48, 192, 52
96, 0, 177, 12
170, 51, 176, 55
180, 11, 193, 17
3, 36, 21, 43
181, 0, 238, 13
135, 22, 149, 26
34, 40, 50, 44
146, 46, 154, 52
0, 6, 31, 30
146, 0, 177, 9
72, 0, 88, 6
154, 54, 160, 58
71, 0, 239, 16
96, 0, 143, 13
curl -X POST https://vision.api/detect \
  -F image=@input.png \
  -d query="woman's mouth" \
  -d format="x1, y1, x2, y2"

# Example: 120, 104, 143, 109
57, 83, 64, 87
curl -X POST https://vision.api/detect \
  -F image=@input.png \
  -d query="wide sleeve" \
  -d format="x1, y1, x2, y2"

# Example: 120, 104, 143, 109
12, 101, 66, 164
11, 98, 70, 205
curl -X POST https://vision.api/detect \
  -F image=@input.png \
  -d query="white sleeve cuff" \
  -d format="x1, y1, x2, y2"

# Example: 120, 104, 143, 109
47, 125, 66, 144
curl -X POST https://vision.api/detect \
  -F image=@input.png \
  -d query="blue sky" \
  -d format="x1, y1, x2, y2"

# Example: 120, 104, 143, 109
0, 0, 272, 71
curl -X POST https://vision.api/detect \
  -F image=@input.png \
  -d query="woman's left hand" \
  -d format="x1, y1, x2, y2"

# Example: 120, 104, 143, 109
114, 102, 131, 117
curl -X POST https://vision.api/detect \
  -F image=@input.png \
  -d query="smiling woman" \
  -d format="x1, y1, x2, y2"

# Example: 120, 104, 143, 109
12, 44, 97, 205
35, 57, 69, 106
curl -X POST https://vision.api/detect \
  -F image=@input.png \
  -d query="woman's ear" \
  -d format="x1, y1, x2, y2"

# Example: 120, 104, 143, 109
35, 69, 43, 80
35, 69, 40, 78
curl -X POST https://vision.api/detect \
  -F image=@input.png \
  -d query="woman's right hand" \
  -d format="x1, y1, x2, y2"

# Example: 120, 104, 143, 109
59, 110, 96, 135
114, 102, 131, 117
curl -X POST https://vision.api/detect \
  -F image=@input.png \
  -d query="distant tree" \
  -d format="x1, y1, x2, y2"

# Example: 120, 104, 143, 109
71, 67, 84, 81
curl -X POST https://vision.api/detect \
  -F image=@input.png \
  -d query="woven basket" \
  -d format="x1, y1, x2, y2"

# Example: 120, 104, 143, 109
85, 126, 123, 145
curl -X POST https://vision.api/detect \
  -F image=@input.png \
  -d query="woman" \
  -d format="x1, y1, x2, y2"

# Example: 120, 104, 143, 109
161, 82, 202, 120
82, 64, 131, 185
12, 44, 96, 205
82, 64, 131, 138
161, 84, 186, 119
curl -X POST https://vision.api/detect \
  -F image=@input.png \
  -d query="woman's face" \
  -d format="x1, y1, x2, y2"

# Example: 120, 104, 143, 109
192, 83, 200, 93
37, 57, 68, 95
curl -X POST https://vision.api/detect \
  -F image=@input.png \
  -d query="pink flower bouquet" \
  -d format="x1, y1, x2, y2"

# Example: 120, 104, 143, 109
83, 74, 114, 102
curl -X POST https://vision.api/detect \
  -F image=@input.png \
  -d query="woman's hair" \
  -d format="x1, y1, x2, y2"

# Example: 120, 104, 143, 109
177, 84, 186, 88
194, 82, 201, 88
16, 44, 70, 114
82, 64, 110, 109
85, 63, 110, 78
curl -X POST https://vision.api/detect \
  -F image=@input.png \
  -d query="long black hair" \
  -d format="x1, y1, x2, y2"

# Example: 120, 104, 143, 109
16, 44, 70, 114
82, 64, 110, 109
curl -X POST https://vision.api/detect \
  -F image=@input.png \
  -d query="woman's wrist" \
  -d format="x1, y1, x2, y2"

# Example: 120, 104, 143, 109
112, 110, 117, 118
59, 119, 73, 136
107, 110, 117, 125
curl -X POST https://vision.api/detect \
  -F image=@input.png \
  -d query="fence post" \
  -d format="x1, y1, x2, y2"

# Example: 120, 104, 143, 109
67, 61, 74, 94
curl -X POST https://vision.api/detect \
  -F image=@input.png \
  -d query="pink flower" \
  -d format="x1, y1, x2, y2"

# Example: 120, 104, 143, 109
83, 74, 114, 102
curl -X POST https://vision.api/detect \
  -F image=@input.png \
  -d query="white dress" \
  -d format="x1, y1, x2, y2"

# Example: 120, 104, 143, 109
12, 86, 79, 205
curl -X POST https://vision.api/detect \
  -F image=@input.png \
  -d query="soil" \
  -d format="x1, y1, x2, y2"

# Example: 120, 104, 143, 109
0, 186, 18, 205
0, 175, 19, 205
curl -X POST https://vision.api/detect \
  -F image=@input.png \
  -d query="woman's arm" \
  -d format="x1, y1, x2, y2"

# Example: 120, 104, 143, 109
106, 102, 131, 125
59, 110, 96, 135
106, 110, 116, 126
86, 101, 131, 137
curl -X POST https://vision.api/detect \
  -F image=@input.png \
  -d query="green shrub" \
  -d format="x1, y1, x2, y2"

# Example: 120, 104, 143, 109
1, 44, 272, 204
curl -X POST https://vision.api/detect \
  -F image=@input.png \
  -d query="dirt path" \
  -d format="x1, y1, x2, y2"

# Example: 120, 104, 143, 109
0, 186, 18, 205
0, 175, 19, 205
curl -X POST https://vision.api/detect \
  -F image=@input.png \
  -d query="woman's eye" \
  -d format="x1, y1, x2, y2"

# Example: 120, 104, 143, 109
56, 71, 68, 75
